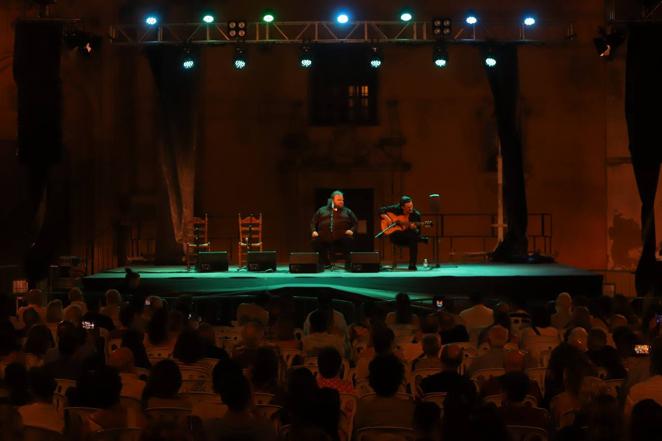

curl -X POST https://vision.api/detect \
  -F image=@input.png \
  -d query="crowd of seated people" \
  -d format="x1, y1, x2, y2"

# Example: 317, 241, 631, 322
0, 287, 661, 441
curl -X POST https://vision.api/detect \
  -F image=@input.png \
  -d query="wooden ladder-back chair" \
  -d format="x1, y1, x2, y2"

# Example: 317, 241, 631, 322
184, 214, 211, 271
238, 213, 263, 267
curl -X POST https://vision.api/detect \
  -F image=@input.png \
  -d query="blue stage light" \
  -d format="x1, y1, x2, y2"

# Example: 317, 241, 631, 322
523, 16, 536, 26
400, 11, 413, 22
202, 14, 215, 24
465, 15, 478, 25
485, 56, 497, 67
336, 13, 349, 24
145, 15, 158, 26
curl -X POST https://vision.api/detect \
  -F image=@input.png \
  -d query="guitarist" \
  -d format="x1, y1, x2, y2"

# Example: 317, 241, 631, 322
311, 190, 358, 267
379, 195, 427, 270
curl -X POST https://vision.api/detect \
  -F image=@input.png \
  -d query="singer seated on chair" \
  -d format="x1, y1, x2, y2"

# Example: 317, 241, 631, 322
378, 195, 428, 271
310, 190, 358, 267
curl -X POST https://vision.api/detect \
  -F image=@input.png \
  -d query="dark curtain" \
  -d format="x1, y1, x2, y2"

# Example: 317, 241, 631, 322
625, 24, 662, 294
145, 47, 199, 259
483, 45, 529, 261
13, 21, 64, 282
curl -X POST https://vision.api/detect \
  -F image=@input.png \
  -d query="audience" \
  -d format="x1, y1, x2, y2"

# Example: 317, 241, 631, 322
17, 367, 63, 433
142, 360, 191, 409
236, 292, 270, 327
317, 346, 353, 394
302, 310, 346, 357
420, 344, 467, 395
466, 325, 509, 376
303, 291, 348, 337
625, 336, 662, 415
497, 371, 550, 430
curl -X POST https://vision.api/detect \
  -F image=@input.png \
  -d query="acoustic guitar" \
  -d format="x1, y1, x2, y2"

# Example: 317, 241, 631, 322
375, 212, 432, 238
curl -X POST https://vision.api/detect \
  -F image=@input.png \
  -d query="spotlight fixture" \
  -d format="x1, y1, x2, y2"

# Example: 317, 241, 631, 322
523, 16, 536, 26
336, 12, 350, 24
465, 13, 478, 25
181, 48, 195, 70
233, 46, 247, 70
400, 10, 413, 22
262, 11, 275, 23
299, 45, 313, 68
593, 27, 624, 60
64, 30, 102, 57
202, 14, 215, 24
145, 15, 159, 26
228, 20, 247, 39
485, 56, 497, 68
369, 47, 382, 69
433, 43, 448, 68
432, 17, 452, 37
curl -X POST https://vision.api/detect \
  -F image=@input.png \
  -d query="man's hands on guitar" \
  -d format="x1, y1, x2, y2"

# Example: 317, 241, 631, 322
311, 231, 319, 238
345, 230, 354, 236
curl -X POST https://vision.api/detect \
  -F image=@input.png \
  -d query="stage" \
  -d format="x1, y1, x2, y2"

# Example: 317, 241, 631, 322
82, 263, 602, 303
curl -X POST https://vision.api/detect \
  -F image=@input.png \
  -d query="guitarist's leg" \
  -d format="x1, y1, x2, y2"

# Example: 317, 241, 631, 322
393, 230, 418, 269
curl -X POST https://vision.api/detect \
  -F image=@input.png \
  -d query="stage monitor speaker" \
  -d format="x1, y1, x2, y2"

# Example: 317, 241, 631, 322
289, 252, 323, 273
348, 252, 380, 273
247, 251, 277, 272
197, 251, 229, 272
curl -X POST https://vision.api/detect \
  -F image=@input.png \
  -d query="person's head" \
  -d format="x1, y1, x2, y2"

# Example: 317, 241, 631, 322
318, 346, 343, 379
121, 329, 149, 366
63, 304, 83, 326
147, 308, 169, 345
27, 367, 56, 402
147, 360, 182, 399
67, 287, 84, 303
173, 330, 206, 364
369, 354, 404, 397
147, 296, 164, 311
487, 325, 509, 349
27, 289, 44, 307
469, 292, 485, 306
108, 347, 135, 373
240, 321, 264, 348
530, 306, 551, 329
422, 334, 440, 358
212, 359, 243, 395
46, 300, 64, 323
502, 349, 526, 372
556, 292, 572, 312
494, 301, 511, 315
400, 195, 414, 213
650, 336, 662, 376
309, 309, 329, 334
568, 327, 589, 352
24, 324, 54, 357
22, 307, 42, 329
630, 399, 662, 441
287, 367, 318, 401
57, 321, 82, 357
125, 268, 141, 290
440, 344, 463, 371
588, 328, 608, 352
371, 325, 395, 355
330, 190, 344, 209
612, 326, 638, 358
500, 371, 529, 404
394, 292, 413, 324
414, 401, 442, 439
251, 347, 279, 389
104, 289, 122, 307
569, 306, 593, 331
421, 313, 440, 334
118, 303, 136, 329
219, 371, 252, 412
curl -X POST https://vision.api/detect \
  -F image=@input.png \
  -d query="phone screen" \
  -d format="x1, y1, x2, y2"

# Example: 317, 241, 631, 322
634, 344, 650, 355
82, 321, 95, 330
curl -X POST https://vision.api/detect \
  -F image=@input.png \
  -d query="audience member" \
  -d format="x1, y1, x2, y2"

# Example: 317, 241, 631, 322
629, 399, 662, 441
467, 325, 509, 376
108, 347, 145, 400
420, 344, 468, 395
100, 289, 123, 327
552, 292, 573, 330
18, 367, 63, 433
586, 328, 626, 379
302, 310, 345, 357
23, 324, 54, 369
497, 371, 550, 431
198, 322, 230, 360
250, 347, 283, 397
232, 322, 266, 369
303, 291, 348, 337
481, 349, 542, 403
625, 336, 662, 415
144, 308, 175, 359
317, 346, 353, 394
17, 289, 46, 323
142, 360, 191, 409
414, 401, 442, 441
121, 329, 151, 369
386, 293, 421, 337
67, 288, 88, 315
412, 334, 442, 371
81, 296, 115, 331
236, 292, 270, 327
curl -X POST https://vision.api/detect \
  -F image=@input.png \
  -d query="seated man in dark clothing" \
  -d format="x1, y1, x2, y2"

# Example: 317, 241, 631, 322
481, 349, 542, 404
378, 195, 427, 270
420, 344, 468, 395
498, 371, 551, 432
311, 190, 358, 266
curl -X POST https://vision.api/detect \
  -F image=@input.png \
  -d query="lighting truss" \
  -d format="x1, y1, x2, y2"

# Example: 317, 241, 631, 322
109, 20, 574, 46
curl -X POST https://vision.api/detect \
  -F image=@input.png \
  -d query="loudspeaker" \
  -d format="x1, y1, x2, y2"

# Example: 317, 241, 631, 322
197, 251, 229, 272
289, 252, 323, 273
347, 252, 380, 273
247, 251, 277, 272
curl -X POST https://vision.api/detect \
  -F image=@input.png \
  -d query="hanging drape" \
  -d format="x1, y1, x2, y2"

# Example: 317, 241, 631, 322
483, 44, 529, 261
625, 24, 662, 294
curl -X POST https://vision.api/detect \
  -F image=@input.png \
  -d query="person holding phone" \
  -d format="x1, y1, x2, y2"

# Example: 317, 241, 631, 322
310, 190, 358, 267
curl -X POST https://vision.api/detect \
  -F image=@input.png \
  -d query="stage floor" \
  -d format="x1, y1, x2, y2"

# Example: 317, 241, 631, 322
83, 263, 603, 302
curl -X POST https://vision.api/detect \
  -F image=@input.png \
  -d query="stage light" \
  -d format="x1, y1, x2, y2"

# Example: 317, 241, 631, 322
145, 15, 158, 26
64, 31, 102, 57
523, 16, 536, 26
369, 47, 382, 69
432, 17, 452, 37
181, 47, 196, 70
465, 14, 478, 25
263, 12, 275, 23
485, 56, 497, 67
182, 58, 195, 70
400, 11, 413, 22
228, 20, 247, 39
433, 43, 448, 68
299, 45, 313, 68
202, 14, 215, 24
233, 46, 247, 70
593, 27, 624, 59
336, 13, 350, 24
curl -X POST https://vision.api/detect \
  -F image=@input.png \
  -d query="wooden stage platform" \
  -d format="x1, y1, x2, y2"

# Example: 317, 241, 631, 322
83, 263, 603, 302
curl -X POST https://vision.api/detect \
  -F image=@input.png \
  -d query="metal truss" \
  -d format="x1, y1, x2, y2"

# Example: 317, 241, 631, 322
109, 20, 573, 46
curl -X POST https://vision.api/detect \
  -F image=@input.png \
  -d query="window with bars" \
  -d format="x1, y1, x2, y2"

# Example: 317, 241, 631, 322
309, 45, 378, 125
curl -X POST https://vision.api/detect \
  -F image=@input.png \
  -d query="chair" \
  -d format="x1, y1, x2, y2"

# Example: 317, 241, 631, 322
65, 407, 101, 437
355, 426, 417, 441
507, 425, 549, 441
237, 213, 263, 268
410, 368, 441, 398
339, 394, 358, 441
253, 404, 282, 432
557, 410, 578, 429
359, 392, 412, 402
280, 349, 304, 369
23, 427, 64, 441
191, 401, 228, 422
180, 380, 213, 393
180, 391, 219, 403
184, 214, 211, 271
254, 392, 276, 405
53, 378, 77, 417
484, 394, 504, 407
470, 368, 506, 390
89, 428, 143, 441
119, 397, 142, 413
144, 407, 192, 425
422, 392, 447, 411
526, 367, 547, 398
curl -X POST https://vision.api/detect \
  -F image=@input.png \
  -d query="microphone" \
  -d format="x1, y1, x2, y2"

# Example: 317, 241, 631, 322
329, 199, 334, 233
